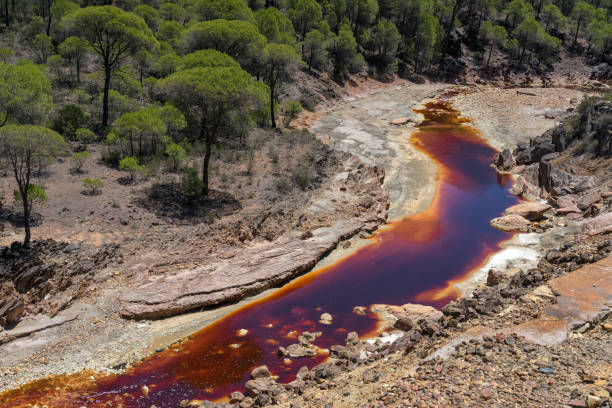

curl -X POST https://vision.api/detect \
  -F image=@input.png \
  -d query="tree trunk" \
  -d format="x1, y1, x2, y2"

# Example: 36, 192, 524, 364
487, 44, 493, 67
270, 77, 276, 129
202, 122, 212, 196
102, 66, 111, 128
519, 45, 526, 64
4, 0, 8, 27
46, 0, 51, 36
573, 17, 581, 46
76, 57, 80, 84
23, 197, 30, 247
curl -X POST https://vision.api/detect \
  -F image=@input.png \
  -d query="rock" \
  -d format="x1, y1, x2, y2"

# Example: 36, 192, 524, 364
345, 331, 359, 346
394, 317, 414, 331
504, 202, 551, 221
352, 306, 366, 315
556, 195, 577, 208
0, 297, 24, 327
239, 397, 255, 408
319, 313, 333, 325
556, 205, 582, 215
490, 214, 530, 232
385, 303, 443, 327
568, 399, 587, 407
120, 220, 367, 319
602, 323, 612, 332
284, 343, 317, 358
390, 117, 411, 125
531, 141, 556, 163
494, 149, 513, 171
539, 160, 571, 194
298, 331, 320, 345
545, 250, 561, 263
586, 395, 601, 408
551, 125, 570, 151
514, 148, 532, 165
577, 190, 602, 210
229, 392, 244, 403
362, 370, 379, 384
250, 365, 271, 379
119, 217, 129, 226
579, 213, 612, 235
486, 269, 504, 286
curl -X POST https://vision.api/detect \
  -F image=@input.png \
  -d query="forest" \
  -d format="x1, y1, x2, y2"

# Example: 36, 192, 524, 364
0, 0, 609, 246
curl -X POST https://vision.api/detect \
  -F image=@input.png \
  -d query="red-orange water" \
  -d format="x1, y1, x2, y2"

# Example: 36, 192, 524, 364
0, 100, 517, 407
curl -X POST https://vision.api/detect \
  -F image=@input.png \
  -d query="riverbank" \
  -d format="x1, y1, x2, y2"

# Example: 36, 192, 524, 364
0, 81, 602, 403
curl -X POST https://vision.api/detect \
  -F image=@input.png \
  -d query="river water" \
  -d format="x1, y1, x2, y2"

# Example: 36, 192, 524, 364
0, 99, 518, 407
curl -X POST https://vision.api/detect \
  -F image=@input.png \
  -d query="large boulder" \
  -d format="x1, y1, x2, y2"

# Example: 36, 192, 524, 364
490, 214, 531, 232
494, 149, 514, 171
577, 190, 602, 210
504, 202, 551, 221
551, 125, 570, 152
579, 213, 612, 235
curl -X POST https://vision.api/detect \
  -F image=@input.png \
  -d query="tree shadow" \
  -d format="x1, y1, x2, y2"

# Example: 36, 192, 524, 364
136, 182, 241, 224
0, 208, 43, 228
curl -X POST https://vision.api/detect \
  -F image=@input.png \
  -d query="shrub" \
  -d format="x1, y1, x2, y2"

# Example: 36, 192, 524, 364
275, 177, 291, 193
71, 151, 91, 171
119, 156, 144, 182
14, 184, 47, 207
181, 166, 204, 201
53, 105, 89, 140
291, 162, 315, 191
165, 142, 186, 172
281, 100, 302, 127
83, 177, 104, 194
75, 128, 97, 149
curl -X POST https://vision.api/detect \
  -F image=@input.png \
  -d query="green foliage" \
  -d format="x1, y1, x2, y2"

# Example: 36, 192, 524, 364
62, 6, 158, 127
71, 150, 91, 171
53, 105, 88, 139
194, 0, 256, 23
0, 125, 66, 245
161, 66, 266, 194
133, 4, 161, 31
47, 54, 66, 81
181, 166, 205, 201
328, 21, 364, 79
0, 62, 53, 127
33, 34, 53, 63
119, 156, 144, 181
541, 4, 566, 34
179, 19, 266, 66
504, 0, 534, 29
154, 53, 180, 77
282, 100, 302, 127
58, 36, 88, 84
263, 43, 302, 128
113, 108, 167, 158
0, 47, 12, 63
303, 29, 328, 71
165, 142, 186, 171
479, 22, 507, 66
254, 7, 296, 45
83, 177, 104, 194
156, 20, 184, 47
570, 1, 597, 44
159, 2, 187, 23
368, 18, 401, 74
14, 184, 47, 206
179, 50, 241, 70
76, 128, 96, 148
288, 0, 323, 39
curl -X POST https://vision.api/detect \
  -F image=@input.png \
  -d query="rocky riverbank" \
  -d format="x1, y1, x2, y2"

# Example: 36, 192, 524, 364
191, 96, 612, 408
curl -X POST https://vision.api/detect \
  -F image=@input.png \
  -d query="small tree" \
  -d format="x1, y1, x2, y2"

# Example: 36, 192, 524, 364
119, 156, 144, 182
262, 43, 302, 128
165, 142, 186, 172
541, 4, 566, 34
571, 1, 596, 46
71, 151, 91, 171
58, 36, 88, 84
282, 100, 302, 127
75, 128, 96, 149
303, 29, 328, 72
33, 34, 53, 63
83, 177, 103, 194
0, 62, 53, 127
0, 125, 67, 246
479, 22, 507, 67
62, 6, 157, 128
161, 66, 265, 195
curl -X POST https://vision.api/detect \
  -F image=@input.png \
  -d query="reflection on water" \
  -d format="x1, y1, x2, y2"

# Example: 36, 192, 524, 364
0, 100, 518, 408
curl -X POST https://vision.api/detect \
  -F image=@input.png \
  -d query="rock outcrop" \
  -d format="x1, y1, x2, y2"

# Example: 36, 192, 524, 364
120, 220, 370, 319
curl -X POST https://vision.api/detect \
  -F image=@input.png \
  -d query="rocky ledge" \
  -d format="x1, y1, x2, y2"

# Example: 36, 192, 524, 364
120, 218, 379, 320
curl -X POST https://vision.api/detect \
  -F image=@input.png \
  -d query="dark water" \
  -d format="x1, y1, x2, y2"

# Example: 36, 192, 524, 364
0, 100, 517, 408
